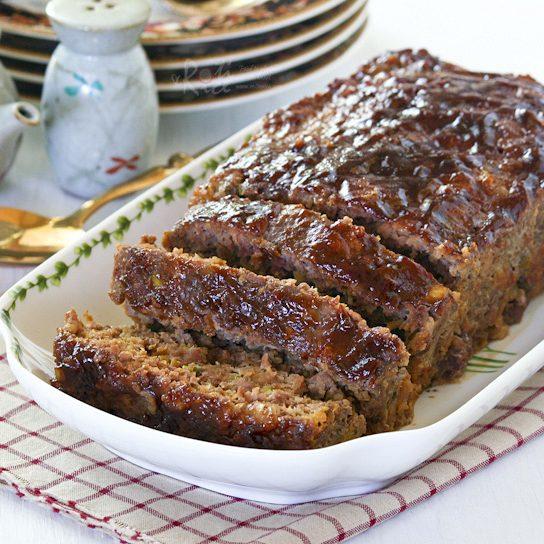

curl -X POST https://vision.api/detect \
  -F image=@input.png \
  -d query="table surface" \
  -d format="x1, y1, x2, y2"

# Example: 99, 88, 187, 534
1, 0, 544, 542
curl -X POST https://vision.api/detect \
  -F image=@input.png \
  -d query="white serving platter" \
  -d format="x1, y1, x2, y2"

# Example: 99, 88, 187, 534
1, 118, 544, 505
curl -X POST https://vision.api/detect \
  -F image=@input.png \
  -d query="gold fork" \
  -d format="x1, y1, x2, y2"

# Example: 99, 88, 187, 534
0, 153, 193, 266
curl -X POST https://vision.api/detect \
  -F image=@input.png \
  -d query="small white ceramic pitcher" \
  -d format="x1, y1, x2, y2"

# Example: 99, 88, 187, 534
0, 35, 40, 183
42, 0, 159, 198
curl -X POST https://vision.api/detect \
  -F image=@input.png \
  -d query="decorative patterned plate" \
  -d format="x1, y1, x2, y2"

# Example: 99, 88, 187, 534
0, 0, 366, 68
1, 114, 543, 503
10, 19, 367, 113
2, 8, 367, 92
0, 0, 350, 45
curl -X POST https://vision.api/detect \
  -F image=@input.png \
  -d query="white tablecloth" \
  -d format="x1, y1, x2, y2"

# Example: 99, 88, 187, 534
1, 0, 544, 542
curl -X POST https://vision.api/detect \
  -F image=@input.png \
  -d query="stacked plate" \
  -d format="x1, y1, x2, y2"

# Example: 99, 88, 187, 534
0, 0, 368, 113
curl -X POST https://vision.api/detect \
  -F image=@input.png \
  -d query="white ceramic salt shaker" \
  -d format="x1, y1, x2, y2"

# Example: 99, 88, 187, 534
42, 0, 158, 198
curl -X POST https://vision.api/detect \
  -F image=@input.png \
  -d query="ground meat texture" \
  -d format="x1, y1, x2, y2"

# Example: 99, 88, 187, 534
164, 196, 460, 388
53, 311, 366, 450
110, 241, 416, 433
194, 48, 544, 366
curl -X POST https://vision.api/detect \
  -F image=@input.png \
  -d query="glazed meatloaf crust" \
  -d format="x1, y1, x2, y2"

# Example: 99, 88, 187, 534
54, 311, 366, 449
194, 49, 544, 374
110, 240, 416, 432
164, 196, 459, 388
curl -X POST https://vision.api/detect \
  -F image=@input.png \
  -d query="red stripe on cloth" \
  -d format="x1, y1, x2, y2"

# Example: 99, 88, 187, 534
495, 404, 544, 420
446, 440, 497, 462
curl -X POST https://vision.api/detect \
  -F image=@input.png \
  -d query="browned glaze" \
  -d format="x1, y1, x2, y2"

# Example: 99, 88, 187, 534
110, 242, 408, 384
166, 196, 456, 336
54, 329, 366, 450
196, 49, 544, 267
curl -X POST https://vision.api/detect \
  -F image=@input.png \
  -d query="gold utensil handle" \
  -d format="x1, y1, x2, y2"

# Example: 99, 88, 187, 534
64, 153, 193, 228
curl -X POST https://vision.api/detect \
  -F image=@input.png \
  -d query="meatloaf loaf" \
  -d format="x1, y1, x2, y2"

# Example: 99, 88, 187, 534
109, 240, 416, 433
164, 196, 459, 388
53, 310, 366, 449
194, 49, 544, 376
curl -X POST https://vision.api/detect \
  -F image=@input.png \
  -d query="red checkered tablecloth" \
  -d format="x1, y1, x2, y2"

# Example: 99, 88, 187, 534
1, 352, 544, 544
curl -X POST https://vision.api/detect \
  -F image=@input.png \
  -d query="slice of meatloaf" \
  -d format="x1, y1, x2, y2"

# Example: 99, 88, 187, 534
110, 240, 416, 433
164, 196, 459, 388
53, 311, 365, 449
193, 49, 544, 374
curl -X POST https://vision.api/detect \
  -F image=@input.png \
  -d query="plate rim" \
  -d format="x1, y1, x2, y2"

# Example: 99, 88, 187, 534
158, 24, 364, 111
0, 0, 350, 45
156, 9, 367, 90
0, 0, 367, 68
12, 22, 367, 113
2, 10, 367, 90
153, 0, 367, 67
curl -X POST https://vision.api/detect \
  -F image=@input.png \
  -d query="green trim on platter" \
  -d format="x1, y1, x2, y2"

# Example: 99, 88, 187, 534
1, 146, 236, 327
466, 347, 516, 374
12, 337, 22, 363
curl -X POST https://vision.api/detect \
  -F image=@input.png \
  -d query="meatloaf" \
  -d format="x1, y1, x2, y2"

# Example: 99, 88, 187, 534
53, 311, 366, 449
110, 240, 416, 433
164, 196, 459, 388
194, 49, 544, 374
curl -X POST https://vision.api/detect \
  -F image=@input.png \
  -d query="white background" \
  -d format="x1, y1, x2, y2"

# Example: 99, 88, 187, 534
1, 0, 544, 542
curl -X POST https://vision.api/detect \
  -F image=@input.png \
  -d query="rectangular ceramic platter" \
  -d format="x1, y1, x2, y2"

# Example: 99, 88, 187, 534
2, 118, 544, 504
